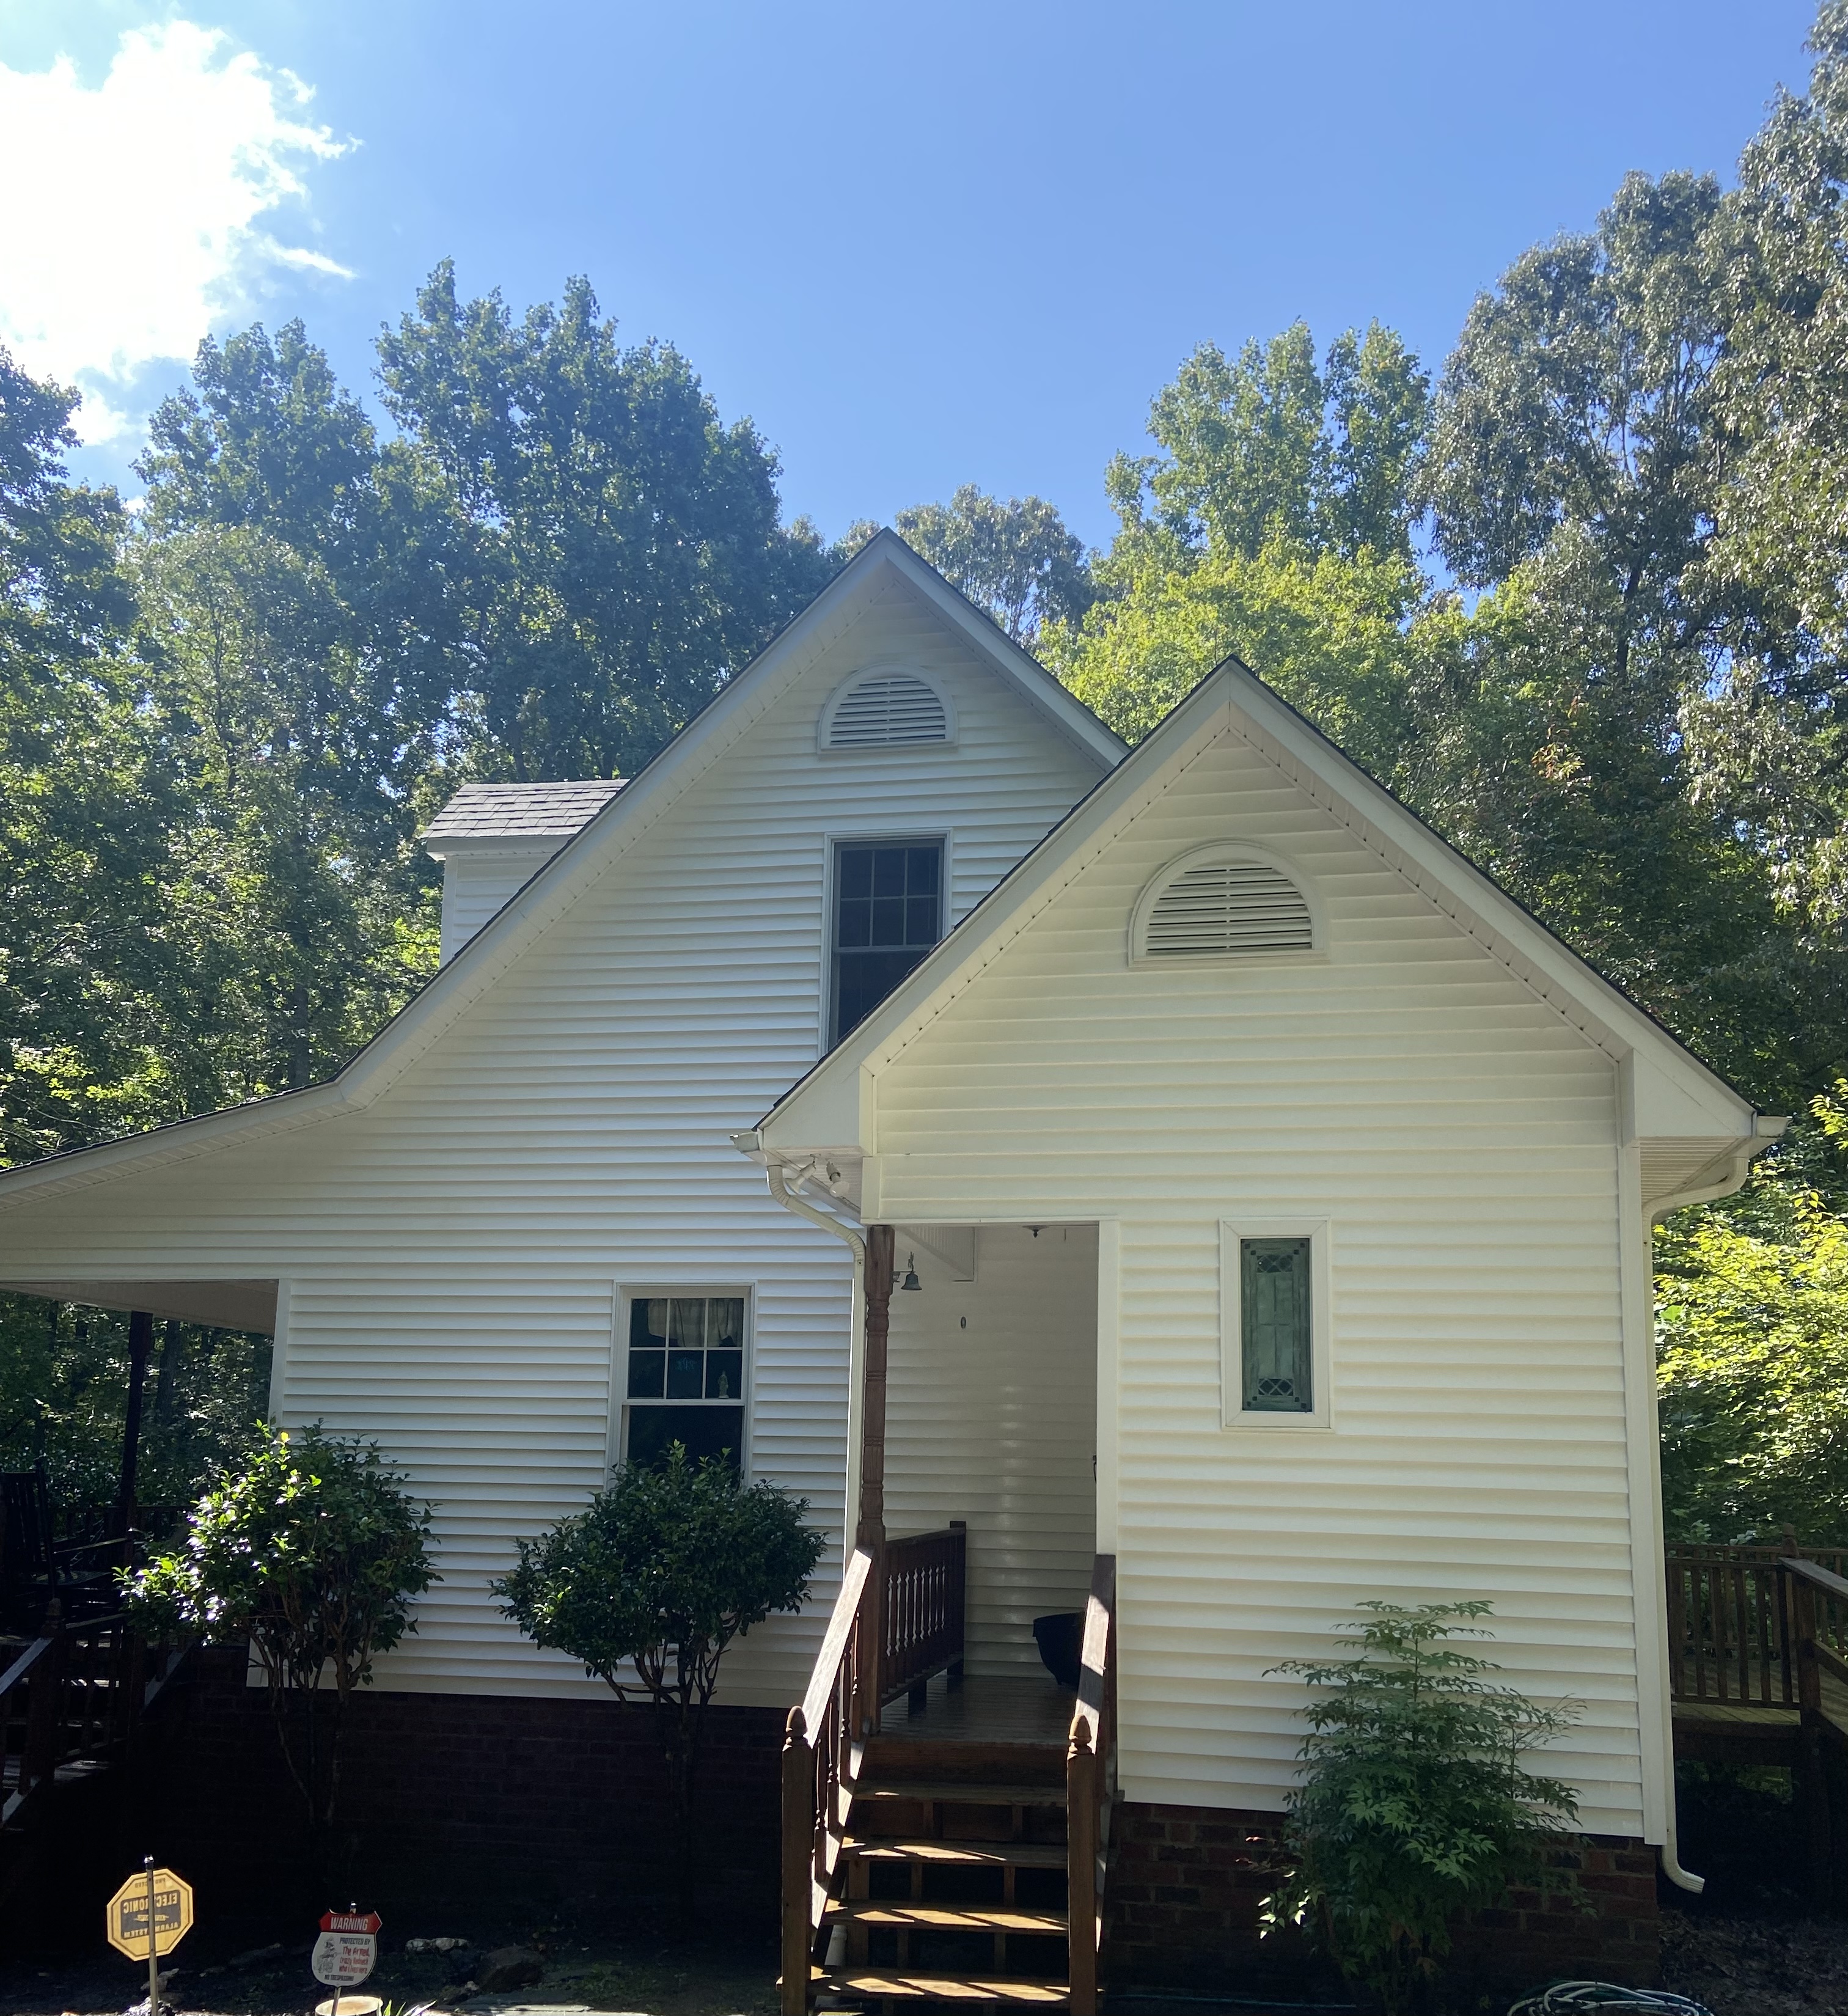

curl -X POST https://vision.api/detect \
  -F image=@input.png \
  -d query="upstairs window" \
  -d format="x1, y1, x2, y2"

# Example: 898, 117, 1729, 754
821, 670, 953, 751
624, 1292, 746, 1473
833, 840, 944, 1043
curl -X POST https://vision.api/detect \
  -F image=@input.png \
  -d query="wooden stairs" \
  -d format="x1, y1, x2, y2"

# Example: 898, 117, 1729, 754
782, 1538, 1115, 2016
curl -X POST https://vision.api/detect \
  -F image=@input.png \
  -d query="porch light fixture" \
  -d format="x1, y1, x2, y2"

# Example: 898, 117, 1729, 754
900, 1253, 922, 1291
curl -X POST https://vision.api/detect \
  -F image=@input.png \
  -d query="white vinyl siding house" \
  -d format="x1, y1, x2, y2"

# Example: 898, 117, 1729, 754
752, 664, 1773, 1857
0, 535, 1120, 1706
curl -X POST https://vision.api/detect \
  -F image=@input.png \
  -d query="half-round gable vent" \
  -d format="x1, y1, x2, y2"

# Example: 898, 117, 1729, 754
824, 672, 951, 749
1140, 858, 1314, 958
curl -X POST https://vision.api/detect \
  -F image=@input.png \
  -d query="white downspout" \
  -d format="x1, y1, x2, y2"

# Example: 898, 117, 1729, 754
764, 1157, 867, 1268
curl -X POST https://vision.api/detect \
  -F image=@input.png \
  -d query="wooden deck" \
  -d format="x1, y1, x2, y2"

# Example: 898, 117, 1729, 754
884, 1674, 1074, 1749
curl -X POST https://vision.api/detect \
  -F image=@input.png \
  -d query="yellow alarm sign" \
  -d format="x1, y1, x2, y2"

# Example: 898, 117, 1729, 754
106, 1868, 194, 1961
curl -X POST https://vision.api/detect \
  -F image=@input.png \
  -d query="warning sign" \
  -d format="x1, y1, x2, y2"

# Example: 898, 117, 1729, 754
106, 1869, 194, 1962
312, 1910, 381, 1987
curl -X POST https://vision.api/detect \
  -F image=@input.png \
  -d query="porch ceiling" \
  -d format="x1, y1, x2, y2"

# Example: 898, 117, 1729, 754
0, 1277, 278, 1335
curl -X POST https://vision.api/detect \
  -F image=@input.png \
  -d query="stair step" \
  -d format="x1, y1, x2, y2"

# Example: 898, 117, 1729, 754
814, 1968, 1070, 2004
856, 1781, 1067, 1807
824, 1902, 1068, 1935
842, 1837, 1068, 1869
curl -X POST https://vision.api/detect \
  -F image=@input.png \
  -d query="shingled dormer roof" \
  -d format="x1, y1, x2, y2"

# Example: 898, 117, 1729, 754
421, 779, 626, 851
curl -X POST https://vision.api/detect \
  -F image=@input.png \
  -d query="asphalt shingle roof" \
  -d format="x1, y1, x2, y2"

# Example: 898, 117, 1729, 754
422, 779, 626, 843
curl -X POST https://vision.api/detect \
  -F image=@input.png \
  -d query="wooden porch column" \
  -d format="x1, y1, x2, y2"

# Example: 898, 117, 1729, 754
118, 1310, 153, 1519
854, 1226, 894, 1736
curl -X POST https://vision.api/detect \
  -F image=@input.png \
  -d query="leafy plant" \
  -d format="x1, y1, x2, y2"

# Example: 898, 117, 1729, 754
124, 1423, 436, 1861
491, 1443, 824, 1899
1262, 1600, 1582, 2015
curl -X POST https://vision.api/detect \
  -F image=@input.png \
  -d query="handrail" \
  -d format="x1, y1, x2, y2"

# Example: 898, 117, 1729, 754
1066, 1553, 1116, 2016
783, 1549, 875, 2016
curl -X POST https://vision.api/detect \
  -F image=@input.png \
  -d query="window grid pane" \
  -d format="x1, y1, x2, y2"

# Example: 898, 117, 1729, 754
834, 841, 944, 1042
1241, 1238, 1312, 1413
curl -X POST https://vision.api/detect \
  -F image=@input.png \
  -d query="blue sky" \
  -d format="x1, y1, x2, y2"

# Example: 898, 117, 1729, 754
0, 0, 1821, 548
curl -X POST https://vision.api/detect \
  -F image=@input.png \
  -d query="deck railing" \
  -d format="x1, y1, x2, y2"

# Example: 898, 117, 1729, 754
1665, 1542, 1848, 1706
1066, 1553, 1117, 2016
879, 1522, 966, 1709
780, 1525, 969, 2016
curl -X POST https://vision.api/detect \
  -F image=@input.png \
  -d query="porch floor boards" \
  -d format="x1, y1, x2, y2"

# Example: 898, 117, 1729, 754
884, 1673, 1074, 1748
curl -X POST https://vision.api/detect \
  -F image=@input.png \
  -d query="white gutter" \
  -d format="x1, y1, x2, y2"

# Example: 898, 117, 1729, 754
733, 1132, 867, 1266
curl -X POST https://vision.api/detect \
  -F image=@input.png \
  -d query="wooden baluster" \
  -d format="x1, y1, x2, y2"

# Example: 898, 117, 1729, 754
949, 1520, 966, 1685
1734, 1556, 1751, 1700
1665, 1556, 1688, 1703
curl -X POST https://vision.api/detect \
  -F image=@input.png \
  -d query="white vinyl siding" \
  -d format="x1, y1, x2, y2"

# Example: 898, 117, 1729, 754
864, 724, 1643, 1836
0, 573, 1107, 1708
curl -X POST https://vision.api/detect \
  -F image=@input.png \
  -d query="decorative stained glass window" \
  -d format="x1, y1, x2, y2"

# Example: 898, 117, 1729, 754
1240, 1239, 1312, 1413
832, 841, 944, 1043
624, 1294, 746, 1472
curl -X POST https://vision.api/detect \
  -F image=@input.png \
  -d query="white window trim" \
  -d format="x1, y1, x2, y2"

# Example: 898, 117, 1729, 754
611, 1283, 756, 1479
817, 663, 958, 755
821, 828, 953, 1052
1129, 840, 1329, 969
1219, 1218, 1333, 1431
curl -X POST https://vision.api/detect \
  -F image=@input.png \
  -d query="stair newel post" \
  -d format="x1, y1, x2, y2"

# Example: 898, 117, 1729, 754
22, 1600, 66, 1809
1067, 1720, 1099, 2016
1792, 1567, 1832, 1908
856, 1226, 895, 1737
781, 1706, 815, 2016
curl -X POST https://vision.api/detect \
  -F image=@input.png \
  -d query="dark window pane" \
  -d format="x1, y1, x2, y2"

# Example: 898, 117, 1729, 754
671, 1299, 706, 1349
1241, 1238, 1312, 1413
631, 1299, 669, 1347
666, 1349, 705, 1398
837, 947, 932, 1039
627, 1405, 744, 1476
838, 898, 871, 948
706, 1349, 743, 1399
840, 849, 873, 900
909, 848, 940, 895
710, 1299, 744, 1347
873, 849, 906, 898
627, 1351, 666, 1399
871, 896, 906, 945
906, 895, 937, 944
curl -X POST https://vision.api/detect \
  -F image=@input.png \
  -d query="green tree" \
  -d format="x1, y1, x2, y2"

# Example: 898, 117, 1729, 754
128, 1424, 436, 1865
1264, 1601, 1581, 2015
378, 262, 833, 782
893, 486, 1094, 644
493, 1443, 823, 1899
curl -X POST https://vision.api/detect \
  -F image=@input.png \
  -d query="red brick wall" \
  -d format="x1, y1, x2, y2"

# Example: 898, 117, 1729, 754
132, 1646, 783, 1926
1105, 1802, 1660, 1996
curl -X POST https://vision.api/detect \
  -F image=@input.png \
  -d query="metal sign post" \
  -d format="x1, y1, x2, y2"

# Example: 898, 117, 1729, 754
105, 1859, 194, 2016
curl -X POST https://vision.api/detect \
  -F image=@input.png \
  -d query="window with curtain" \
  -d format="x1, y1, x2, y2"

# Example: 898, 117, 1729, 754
623, 1293, 747, 1472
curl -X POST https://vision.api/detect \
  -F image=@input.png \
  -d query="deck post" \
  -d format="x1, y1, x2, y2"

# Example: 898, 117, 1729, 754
1068, 1721, 1099, 2016
854, 1226, 893, 1736
119, 1309, 153, 1518
1792, 1571, 1833, 1908
780, 1707, 814, 2016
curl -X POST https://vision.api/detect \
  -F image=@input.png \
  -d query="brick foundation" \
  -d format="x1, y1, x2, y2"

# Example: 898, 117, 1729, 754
1105, 1802, 1660, 1996
131, 1646, 783, 1925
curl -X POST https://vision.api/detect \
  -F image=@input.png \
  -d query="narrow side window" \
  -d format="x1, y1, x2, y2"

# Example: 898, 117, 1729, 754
1240, 1237, 1313, 1414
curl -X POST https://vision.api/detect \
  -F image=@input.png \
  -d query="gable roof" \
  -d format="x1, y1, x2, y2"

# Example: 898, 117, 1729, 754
0, 529, 1124, 1209
754, 650, 1772, 1161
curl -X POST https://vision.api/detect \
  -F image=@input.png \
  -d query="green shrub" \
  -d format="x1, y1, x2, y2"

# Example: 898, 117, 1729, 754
492, 1443, 824, 1894
1262, 1599, 1582, 2014
125, 1423, 436, 1855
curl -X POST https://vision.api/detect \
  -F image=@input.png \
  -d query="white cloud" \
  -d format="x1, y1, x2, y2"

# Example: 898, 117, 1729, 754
0, 21, 352, 442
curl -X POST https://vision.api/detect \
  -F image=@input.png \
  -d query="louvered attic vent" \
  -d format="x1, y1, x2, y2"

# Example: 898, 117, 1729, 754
824, 672, 951, 749
1140, 858, 1314, 958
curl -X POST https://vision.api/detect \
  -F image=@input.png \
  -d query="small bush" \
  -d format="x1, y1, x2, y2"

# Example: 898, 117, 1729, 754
1263, 1599, 1582, 2014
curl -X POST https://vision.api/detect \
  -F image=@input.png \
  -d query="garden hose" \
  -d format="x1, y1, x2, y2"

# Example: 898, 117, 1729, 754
1508, 1984, 1714, 2016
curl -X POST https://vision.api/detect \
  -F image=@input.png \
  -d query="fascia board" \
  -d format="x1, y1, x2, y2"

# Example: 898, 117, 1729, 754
865, 534, 1126, 769
0, 537, 889, 1212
